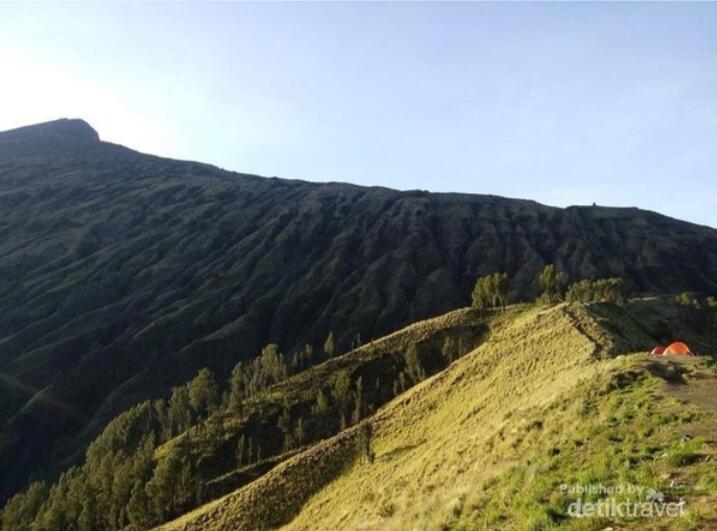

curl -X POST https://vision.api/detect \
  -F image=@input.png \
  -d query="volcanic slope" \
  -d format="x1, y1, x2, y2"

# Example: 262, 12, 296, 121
161, 300, 717, 530
3, 118, 717, 504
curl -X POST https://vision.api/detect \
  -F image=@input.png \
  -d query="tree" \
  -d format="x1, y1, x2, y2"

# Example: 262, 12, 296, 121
566, 278, 624, 304
168, 386, 192, 435
352, 377, 364, 425
677, 292, 697, 308
257, 343, 288, 388
187, 368, 220, 419
227, 361, 245, 410
357, 421, 375, 464
277, 404, 293, 451
351, 332, 362, 350
472, 274, 491, 309
403, 346, 425, 384
333, 371, 353, 429
538, 264, 567, 303
235, 434, 247, 467
290, 343, 314, 373
472, 272, 509, 310
493, 272, 509, 309
127, 481, 152, 529
312, 388, 330, 417
323, 331, 336, 358
227, 344, 290, 406
145, 442, 194, 522
442, 337, 455, 364
0, 481, 48, 531
294, 417, 306, 447
126, 436, 156, 528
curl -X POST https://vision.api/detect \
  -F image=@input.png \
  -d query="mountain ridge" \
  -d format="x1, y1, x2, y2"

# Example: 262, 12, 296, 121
1, 119, 717, 504
0, 119, 100, 146
2, 119, 710, 229
146, 301, 717, 530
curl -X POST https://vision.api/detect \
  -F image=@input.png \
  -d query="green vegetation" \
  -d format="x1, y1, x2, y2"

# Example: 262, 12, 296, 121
675, 292, 717, 334
323, 332, 336, 359
538, 264, 568, 303
471, 272, 510, 310
565, 277, 624, 304
1, 309, 485, 530
156, 300, 717, 531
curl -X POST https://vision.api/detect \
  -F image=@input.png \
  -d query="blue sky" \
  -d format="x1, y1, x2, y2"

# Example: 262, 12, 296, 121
1, 2, 716, 227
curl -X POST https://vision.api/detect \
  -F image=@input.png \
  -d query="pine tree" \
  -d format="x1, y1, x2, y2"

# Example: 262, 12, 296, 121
187, 368, 220, 419
399, 372, 408, 393
442, 336, 455, 363
351, 332, 362, 350
403, 346, 425, 384
0, 481, 48, 531
294, 417, 306, 447
127, 481, 152, 529
277, 404, 294, 451
227, 361, 245, 409
332, 371, 352, 428
312, 388, 330, 417
323, 331, 336, 358
236, 434, 246, 467
352, 377, 364, 425
538, 264, 568, 303
168, 385, 192, 435
472, 273, 510, 310
357, 420, 375, 464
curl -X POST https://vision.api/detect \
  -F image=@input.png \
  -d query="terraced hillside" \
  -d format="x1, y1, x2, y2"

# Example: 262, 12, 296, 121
3, 118, 717, 504
160, 301, 717, 530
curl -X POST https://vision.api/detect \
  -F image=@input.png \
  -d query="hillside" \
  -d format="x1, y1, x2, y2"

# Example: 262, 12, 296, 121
159, 301, 717, 530
0, 304, 490, 530
3, 297, 717, 530
2, 118, 717, 503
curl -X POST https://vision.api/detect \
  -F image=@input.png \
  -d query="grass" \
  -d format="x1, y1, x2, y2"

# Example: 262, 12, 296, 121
158, 302, 717, 530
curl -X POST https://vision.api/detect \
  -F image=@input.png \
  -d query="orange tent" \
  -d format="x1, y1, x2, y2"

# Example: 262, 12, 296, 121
663, 342, 693, 356
650, 346, 666, 356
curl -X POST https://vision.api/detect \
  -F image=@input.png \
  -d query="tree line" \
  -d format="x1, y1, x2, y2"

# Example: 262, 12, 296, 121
0, 331, 343, 531
471, 264, 625, 310
0, 325, 454, 531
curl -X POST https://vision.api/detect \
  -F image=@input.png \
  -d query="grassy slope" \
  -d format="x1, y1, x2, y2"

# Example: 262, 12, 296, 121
159, 302, 717, 530
153, 307, 487, 504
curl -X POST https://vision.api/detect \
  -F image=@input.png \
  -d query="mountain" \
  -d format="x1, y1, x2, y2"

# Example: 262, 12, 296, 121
4, 296, 716, 530
1, 118, 717, 504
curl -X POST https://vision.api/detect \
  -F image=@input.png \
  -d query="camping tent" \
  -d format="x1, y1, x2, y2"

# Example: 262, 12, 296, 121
650, 346, 666, 356
663, 342, 693, 356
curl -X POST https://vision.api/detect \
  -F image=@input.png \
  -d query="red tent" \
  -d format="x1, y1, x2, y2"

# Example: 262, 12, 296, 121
650, 345, 666, 356
663, 342, 693, 356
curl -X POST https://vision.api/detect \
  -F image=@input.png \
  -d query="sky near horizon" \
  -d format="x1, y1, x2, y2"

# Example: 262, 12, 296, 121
1, 3, 716, 227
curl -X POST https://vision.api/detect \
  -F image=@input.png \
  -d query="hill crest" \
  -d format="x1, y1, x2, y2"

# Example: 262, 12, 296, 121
0, 118, 100, 145
157, 300, 717, 530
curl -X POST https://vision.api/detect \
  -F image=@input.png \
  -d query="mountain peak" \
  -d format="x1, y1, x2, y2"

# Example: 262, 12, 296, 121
0, 118, 100, 145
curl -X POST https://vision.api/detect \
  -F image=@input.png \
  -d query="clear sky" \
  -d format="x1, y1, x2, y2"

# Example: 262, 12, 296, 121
1, 2, 716, 227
